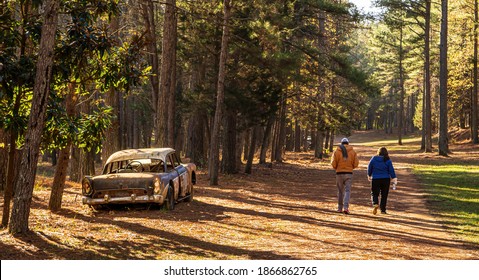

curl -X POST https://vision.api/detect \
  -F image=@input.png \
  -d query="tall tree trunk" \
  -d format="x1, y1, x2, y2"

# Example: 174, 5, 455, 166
49, 86, 77, 211
1, 94, 21, 227
259, 114, 274, 164
424, 0, 433, 152
102, 16, 121, 164
158, 0, 177, 147
473, 0, 479, 144
221, 110, 237, 174
270, 117, 278, 162
141, 0, 159, 132
0, 130, 6, 192
314, 117, 325, 159
294, 120, 301, 152
208, 0, 231, 185
398, 16, 405, 145
235, 130, 244, 170
2, 0, 28, 225
438, 0, 449, 156
9, 0, 59, 234
245, 126, 259, 174
168, 15, 178, 148
329, 129, 335, 153
274, 93, 287, 162
48, 145, 71, 211
185, 113, 205, 166
324, 129, 330, 151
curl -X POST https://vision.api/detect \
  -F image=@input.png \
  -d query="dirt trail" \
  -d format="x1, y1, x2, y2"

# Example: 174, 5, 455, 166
188, 146, 478, 259
1, 135, 478, 259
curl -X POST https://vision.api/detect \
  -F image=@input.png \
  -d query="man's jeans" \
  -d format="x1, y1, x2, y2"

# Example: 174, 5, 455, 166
336, 173, 352, 211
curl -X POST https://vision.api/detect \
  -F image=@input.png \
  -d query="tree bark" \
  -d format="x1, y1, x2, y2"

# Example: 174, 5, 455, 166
1, 94, 21, 227
314, 119, 325, 159
48, 145, 71, 211
141, 0, 160, 129
259, 114, 274, 164
208, 0, 231, 185
168, 14, 178, 148
424, 0, 433, 153
0, 130, 6, 192
158, 0, 177, 147
221, 110, 237, 174
329, 129, 335, 153
274, 93, 287, 162
245, 126, 259, 174
294, 120, 301, 152
398, 15, 405, 145
473, 0, 479, 144
9, 0, 59, 234
49, 87, 77, 211
438, 0, 449, 156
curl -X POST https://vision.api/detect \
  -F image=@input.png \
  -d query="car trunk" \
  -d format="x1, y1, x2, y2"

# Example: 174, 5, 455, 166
90, 173, 160, 198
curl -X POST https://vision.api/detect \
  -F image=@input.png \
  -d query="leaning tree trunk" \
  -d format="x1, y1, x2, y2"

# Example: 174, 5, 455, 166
49, 88, 77, 211
9, 0, 59, 234
208, 0, 231, 186
48, 145, 71, 211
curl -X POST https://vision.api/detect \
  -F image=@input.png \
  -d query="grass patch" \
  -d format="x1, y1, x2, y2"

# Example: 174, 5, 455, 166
356, 134, 422, 152
412, 164, 479, 245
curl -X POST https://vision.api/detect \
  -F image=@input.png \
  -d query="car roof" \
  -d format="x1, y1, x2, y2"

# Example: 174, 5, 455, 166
105, 148, 175, 165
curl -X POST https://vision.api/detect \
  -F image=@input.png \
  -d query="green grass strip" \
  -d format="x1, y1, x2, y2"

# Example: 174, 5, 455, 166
412, 164, 479, 245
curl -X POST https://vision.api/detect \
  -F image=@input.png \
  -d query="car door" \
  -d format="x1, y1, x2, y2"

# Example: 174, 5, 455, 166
165, 154, 180, 199
172, 153, 189, 196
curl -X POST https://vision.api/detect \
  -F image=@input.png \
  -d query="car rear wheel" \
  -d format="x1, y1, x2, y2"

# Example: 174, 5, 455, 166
185, 184, 194, 202
91, 205, 103, 211
163, 185, 175, 211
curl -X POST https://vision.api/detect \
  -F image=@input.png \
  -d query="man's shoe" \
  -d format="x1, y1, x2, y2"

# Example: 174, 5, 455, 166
373, 204, 379, 215
343, 209, 350, 214
381, 211, 387, 214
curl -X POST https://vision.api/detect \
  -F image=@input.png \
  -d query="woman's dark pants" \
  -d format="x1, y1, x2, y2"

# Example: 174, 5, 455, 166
371, 178, 390, 212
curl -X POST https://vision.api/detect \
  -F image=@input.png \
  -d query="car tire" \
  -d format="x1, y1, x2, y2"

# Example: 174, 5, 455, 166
185, 184, 194, 202
163, 185, 175, 211
91, 205, 102, 211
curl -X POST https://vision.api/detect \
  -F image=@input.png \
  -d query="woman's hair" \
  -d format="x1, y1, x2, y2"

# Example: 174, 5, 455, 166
377, 147, 390, 162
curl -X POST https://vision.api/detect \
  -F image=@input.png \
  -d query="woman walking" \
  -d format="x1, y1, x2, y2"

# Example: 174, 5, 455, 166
367, 147, 397, 214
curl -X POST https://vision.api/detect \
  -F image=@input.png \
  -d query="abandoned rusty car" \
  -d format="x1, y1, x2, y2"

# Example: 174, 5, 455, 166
81, 148, 196, 210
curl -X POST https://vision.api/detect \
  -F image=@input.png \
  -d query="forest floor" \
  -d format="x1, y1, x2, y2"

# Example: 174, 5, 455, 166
1, 130, 478, 259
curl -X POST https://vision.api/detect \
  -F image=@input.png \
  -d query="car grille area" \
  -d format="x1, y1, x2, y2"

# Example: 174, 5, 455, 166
92, 189, 148, 199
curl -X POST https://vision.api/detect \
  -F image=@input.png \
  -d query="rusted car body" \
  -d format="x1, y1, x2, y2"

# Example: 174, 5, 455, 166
81, 148, 196, 210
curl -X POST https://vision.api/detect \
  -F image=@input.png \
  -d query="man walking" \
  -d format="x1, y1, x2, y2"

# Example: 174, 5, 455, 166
331, 138, 359, 214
